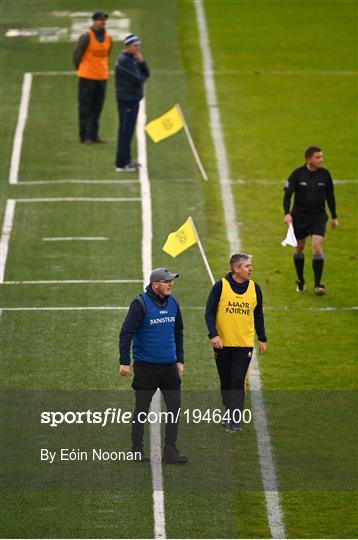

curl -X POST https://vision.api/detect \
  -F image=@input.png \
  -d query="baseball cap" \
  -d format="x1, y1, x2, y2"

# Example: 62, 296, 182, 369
92, 11, 108, 20
124, 33, 141, 46
150, 268, 179, 283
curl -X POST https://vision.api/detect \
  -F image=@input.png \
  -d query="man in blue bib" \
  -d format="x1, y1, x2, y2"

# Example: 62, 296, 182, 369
119, 268, 188, 463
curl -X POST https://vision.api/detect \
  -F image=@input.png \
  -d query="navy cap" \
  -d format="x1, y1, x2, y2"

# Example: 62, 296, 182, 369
92, 11, 108, 20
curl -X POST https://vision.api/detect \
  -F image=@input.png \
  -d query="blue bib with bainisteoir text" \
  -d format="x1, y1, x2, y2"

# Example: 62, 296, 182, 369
132, 293, 177, 364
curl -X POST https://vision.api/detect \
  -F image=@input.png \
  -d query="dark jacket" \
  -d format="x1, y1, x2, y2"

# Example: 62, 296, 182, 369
205, 273, 267, 343
119, 285, 184, 365
115, 51, 150, 102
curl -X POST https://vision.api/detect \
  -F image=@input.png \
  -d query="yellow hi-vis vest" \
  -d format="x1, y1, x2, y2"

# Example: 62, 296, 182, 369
216, 278, 257, 347
77, 29, 111, 81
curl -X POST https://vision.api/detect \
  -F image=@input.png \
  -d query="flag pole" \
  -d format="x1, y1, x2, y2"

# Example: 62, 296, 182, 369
188, 216, 215, 284
177, 104, 208, 181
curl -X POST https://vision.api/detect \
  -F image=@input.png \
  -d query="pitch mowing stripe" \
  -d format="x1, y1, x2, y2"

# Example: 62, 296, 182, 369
137, 100, 166, 540
0, 200, 16, 283
194, 1, 286, 538
9, 73, 32, 185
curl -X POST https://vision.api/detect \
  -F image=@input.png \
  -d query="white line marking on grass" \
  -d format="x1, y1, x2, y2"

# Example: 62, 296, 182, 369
228, 179, 358, 186
4, 280, 142, 285
31, 70, 77, 76
32, 69, 357, 77
0, 200, 16, 283
194, 1, 286, 538
265, 306, 358, 312
205, 69, 357, 76
194, 0, 240, 253
249, 351, 286, 539
42, 237, 109, 241
2, 305, 356, 312
9, 73, 32, 185
137, 99, 166, 540
2, 307, 129, 311
15, 197, 140, 203
18, 179, 139, 185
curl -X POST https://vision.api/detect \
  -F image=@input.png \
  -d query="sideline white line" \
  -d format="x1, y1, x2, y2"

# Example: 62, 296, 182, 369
9, 73, 32, 185
42, 237, 109, 241
2, 307, 128, 311
228, 179, 358, 185
30, 69, 358, 77
194, 2, 286, 538
3, 280, 142, 285
0, 200, 16, 283
15, 197, 140, 203
2, 305, 356, 312
137, 99, 166, 540
194, 1, 240, 253
17, 179, 139, 185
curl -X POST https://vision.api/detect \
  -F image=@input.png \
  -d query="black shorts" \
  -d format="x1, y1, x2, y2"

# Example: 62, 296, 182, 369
292, 212, 328, 240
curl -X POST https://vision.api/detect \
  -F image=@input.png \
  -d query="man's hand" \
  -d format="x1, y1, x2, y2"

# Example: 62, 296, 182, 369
211, 336, 223, 349
118, 365, 132, 377
134, 52, 143, 62
258, 341, 267, 354
331, 218, 339, 229
176, 362, 184, 378
284, 213, 293, 226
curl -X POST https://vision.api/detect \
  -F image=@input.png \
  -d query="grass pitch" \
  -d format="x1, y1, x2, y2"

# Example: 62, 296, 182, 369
1, 0, 357, 538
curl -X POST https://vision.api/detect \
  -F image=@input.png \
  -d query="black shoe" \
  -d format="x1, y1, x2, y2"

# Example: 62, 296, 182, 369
116, 164, 138, 172
93, 137, 107, 144
131, 444, 150, 462
226, 422, 242, 433
162, 444, 188, 464
314, 284, 326, 295
296, 280, 305, 292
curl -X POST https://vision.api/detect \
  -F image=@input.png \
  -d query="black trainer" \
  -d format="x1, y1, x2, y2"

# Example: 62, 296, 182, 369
296, 280, 305, 292
131, 444, 150, 462
162, 444, 188, 464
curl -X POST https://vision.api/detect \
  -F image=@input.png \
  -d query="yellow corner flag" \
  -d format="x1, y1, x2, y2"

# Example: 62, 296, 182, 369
162, 218, 197, 258
145, 104, 184, 143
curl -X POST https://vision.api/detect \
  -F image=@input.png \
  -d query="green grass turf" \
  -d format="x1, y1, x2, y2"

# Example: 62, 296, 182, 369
1, 0, 357, 538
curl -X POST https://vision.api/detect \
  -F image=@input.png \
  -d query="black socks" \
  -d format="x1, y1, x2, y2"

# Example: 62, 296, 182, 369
312, 254, 324, 286
293, 253, 304, 282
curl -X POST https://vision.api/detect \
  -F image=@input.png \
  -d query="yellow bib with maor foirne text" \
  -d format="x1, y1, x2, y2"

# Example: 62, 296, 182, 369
216, 278, 257, 347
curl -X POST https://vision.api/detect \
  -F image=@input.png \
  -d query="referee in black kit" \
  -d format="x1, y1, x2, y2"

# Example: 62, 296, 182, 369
283, 146, 339, 294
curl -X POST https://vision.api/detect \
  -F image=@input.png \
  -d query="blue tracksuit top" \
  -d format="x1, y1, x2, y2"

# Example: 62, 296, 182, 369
132, 293, 177, 364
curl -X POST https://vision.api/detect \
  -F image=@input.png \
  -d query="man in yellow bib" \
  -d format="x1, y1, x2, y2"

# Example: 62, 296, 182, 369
73, 12, 112, 144
205, 254, 267, 432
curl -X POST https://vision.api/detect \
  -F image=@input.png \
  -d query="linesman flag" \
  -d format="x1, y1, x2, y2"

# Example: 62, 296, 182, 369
162, 217, 197, 258
145, 105, 184, 143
